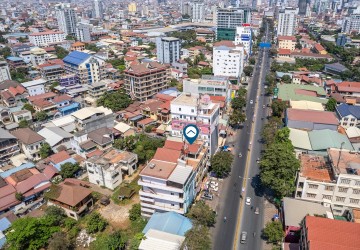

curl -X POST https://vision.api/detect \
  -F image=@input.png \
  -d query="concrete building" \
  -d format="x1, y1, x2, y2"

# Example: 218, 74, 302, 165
183, 75, 231, 103
0, 128, 20, 165
11, 128, 45, 161
93, 0, 104, 19
85, 149, 138, 190
55, 4, 77, 36
336, 103, 360, 128
234, 25, 252, 56
213, 40, 245, 79
124, 62, 170, 102
295, 150, 360, 216
29, 31, 65, 46
192, 0, 205, 23
277, 36, 297, 50
71, 106, 114, 133
63, 51, 106, 85
28, 48, 49, 67
156, 37, 180, 64
277, 7, 299, 36
0, 61, 11, 82
216, 7, 251, 41
21, 79, 46, 96
76, 22, 92, 42
342, 14, 360, 34
170, 93, 220, 155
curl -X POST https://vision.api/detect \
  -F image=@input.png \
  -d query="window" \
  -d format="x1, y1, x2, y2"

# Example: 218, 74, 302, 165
336, 196, 346, 202
338, 187, 349, 193
306, 193, 316, 198
171, 204, 174, 206
350, 198, 360, 204
340, 178, 351, 184
179, 108, 181, 111
343, 122, 348, 126
308, 184, 318, 189
353, 189, 360, 194
322, 195, 332, 200
325, 186, 334, 191
191, 109, 194, 113
356, 181, 360, 186
333, 209, 342, 214
88, 170, 94, 174
171, 192, 174, 195
351, 118, 356, 122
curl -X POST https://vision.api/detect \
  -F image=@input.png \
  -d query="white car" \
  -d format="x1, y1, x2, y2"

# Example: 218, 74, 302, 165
245, 197, 251, 205
250, 100, 253, 104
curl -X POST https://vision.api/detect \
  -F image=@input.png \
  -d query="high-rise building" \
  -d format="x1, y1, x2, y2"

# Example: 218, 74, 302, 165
93, 0, 104, 19
216, 7, 252, 41
192, 0, 205, 22
277, 7, 299, 36
298, 0, 310, 15
342, 13, 360, 34
128, 2, 137, 13
234, 24, 252, 56
76, 22, 92, 42
156, 37, 181, 64
0, 61, 11, 82
55, 4, 77, 36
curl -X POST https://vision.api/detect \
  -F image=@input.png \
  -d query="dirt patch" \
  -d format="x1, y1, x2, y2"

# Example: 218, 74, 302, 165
98, 195, 140, 230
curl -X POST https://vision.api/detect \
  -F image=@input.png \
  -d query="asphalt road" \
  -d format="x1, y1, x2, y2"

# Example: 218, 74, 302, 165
212, 22, 271, 250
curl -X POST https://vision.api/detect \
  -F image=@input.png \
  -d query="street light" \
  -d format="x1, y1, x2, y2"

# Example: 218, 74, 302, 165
336, 142, 345, 172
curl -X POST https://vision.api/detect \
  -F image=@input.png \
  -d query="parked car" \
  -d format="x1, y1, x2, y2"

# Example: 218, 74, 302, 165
255, 207, 260, 215
240, 231, 247, 244
201, 192, 213, 200
246, 197, 251, 205
100, 196, 110, 206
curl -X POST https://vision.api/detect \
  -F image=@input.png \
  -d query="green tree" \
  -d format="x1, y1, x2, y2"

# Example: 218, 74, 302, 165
281, 74, 292, 83
261, 117, 283, 145
243, 66, 254, 77
0, 46, 11, 58
231, 97, 246, 110
269, 48, 278, 57
271, 100, 287, 117
22, 103, 35, 113
229, 110, 246, 126
48, 232, 72, 250
263, 221, 284, 244
85, 43, 100, 52
210, 151, 234, 177
59, 162, 81, 178
39, 143, 53, 159
44, 206, 66, 226
144, 125, 154, 133
129, 203, 141, 221
90, 231, 126, 250
97, 89, 132, 112
181, 225, 211, 250
238, 87, 247, 97
18, 119, 29, 128
34, 111, 48, 121
65, 35, 75, 40
113, 135, 137, 151
187, 201, 216, 227
133, 134, 165, 163
55, 45, 69, 59
49, 82, 59, 92
325, 97, 337, 111
129, 233, 145, 250
169, 78, 179, 87
249, 57, 256, 65
15, 192, 24, 201
86, 212, 108, 234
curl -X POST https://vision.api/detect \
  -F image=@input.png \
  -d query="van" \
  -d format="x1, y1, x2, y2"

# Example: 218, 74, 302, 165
240, 231, 247, 244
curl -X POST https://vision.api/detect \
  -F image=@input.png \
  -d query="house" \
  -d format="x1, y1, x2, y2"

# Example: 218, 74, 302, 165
87, 127, 114, 151
0, 177, 19, 213
85, 149, 138, 190
345, 127, 360, 151
11, 128, 45, 160
334, 81, 360, 97
71, 106, 114, 133
21, 79, 46, 97
299, 216, 360, 249
324, 62, 349, 76
113, 122, 136, 138
139, 211, 192, 250
46, 179, 93, 220
313, 43, 327, 54
336, 103, 360, 128
37, 127, 73, 152
171, 60, 188, 74
286, 109, 339, 131
39, 150, 77, 172
0, 128, 20, 164
70, 42, 85, 52
11, 110, 32, 123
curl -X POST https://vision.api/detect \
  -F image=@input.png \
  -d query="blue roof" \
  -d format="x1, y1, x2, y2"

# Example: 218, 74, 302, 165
336, 103, 360, 119
58, 102, 80, 112
0, 162, 35, 178
0, 233, 6, 249
63, 51, 91, 66
6, 56, 24, 62
142, 212, 192, 236
0, 217, 11, 231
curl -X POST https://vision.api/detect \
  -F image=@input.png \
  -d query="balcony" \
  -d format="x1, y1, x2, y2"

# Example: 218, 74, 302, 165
140, 201, 185, 214
139, 190, 184, 203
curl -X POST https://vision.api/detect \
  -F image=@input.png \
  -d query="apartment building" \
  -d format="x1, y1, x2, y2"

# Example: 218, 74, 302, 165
234, 25, 252, 56
29, 48, 50, 67
216, 7, 251, 41
0, 128, 20, 165
213, 40, 245, 79
21, 79, 46, 96
124, 62, 170, 102
63, 51, 106, 85
192, 0, 205, 23
85, 149, 138, 190
170, 93, 220, 155
156, 37, 180, 64
0, 61, 11, 82
71, 106, 114, 133
277, 36, 297, 50
277, 7, 299, 36
342, 13, 360, 34
336, 103, 360, 128
55, 3, 77, 36
11, 128, 45, 160
29, 31, 65, 46
87, 80, 107, 100
295, 149, 360, 216
39, 63, 65, 83
183, 75, 231, 103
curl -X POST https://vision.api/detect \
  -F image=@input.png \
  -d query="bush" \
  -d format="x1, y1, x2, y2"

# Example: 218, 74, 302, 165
86, 212, 108, 234
129, 204, 141, 221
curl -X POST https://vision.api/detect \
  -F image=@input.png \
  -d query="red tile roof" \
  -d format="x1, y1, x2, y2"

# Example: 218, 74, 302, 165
278, 48, 291, 55
305, 215, 360, 250
164, 140, 184, 151
314, 43, 326, 52
287, 109, 338, 125
137, 118, 156, 126
15, 173, 49, 194
52, 94, 72, 103
337, 81, 360, 93
214, 40, 236, 48
153, 148, 181, 163
278, 36, 297, 41
48, 151, 71, 164
8, 85, 26, 96
28, 92, 57, 102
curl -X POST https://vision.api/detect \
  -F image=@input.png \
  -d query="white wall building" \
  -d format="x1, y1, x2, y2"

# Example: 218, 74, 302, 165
0, 61, 11, 82
234, 25, 252, 57
55, 3, 77, 36
192, 1, 205, 23
29, 31, 65, 46
156, 37, 180, 64
93, 0, 104, 19
21, 79, 46, 96
277, 7, 299, 36
342, 14, 360, 34
170, 93, 220, 155
213, 41, 245, 79
76, 22, 92, 42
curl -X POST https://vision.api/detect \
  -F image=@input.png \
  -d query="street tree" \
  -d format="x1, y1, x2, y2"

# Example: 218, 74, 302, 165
261, 117, 283, 145
325, 97, 337, 111
59, 162, 81, 178
238, 87, 247, 97
271, 100, 287, 117
231, 97, 246, 110
243, 66, 254, 77
181, 225, 211, 250
210, 151, 234, 177
39, 143, 53, 159
263, 221, 284, 244
187, 200, 216, 227
229, 110, 246, 127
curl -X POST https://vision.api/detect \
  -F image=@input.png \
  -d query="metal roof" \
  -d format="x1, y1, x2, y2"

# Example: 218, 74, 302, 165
139, 229, 185, 250
308, 129, 354, 151
63, 51, 91, 66
336, 103, 360, 119
168, 165, 193, 185
0, 162, 35, 178
277, 84, 327, 104
289, 128, 312, 150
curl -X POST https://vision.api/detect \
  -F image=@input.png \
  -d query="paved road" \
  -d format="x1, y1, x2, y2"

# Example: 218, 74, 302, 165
211, 21, 271, 250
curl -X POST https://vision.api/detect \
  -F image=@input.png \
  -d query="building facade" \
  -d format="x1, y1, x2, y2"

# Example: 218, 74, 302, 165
29, 31, 65, 46
234, 25, 252, 56
93, 0, 104, 19
192, 0, 205, 23
55, 4, 77, 36
0, 61, 11, 82
156, 37, 180, 64
342, 14, 360, 34
277, 7, 299, 36
278, 36, 297, 50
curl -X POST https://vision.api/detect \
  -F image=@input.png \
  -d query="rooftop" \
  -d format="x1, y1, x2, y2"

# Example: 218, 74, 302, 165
48, 180, 92, 207
168, 165, 193, 185
299, 154, 333, 182
11, 128, 44, 145
171, 93, 198, 106
289, 100, 324, 111
278, 84, 327, 104
153, 148, 182, 163
287, 109, 338, 125
140, 159, 177, 180
63, 51, 91, 66
328, 148, 360, 176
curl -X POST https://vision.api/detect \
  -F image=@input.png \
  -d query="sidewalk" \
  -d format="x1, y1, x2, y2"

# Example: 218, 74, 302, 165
262, 199, 279, 250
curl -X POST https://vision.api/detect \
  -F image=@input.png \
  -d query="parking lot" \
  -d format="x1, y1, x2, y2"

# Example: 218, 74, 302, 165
199, 177, 224, 212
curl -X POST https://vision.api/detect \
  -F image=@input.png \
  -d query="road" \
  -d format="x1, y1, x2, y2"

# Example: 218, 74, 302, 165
212, 21, 272, 250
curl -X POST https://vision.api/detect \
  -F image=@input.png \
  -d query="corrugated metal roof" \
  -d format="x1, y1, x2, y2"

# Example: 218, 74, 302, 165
289, 128, 312, 150
308, 129, 354, 151
139, 229, 185, 250
168, 166, 193, 185
0, 162, 35, 178
63, 51, 91, 66
278, 84, 327, 104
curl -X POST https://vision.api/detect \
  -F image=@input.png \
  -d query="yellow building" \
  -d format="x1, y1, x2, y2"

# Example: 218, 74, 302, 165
128, 3, 137, 13
278, 36, 297, 51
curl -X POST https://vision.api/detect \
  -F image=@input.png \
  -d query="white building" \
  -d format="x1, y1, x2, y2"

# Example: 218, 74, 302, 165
76, 22, 92, 42
295, 149, 360, 216
183, 75, 231, 103
213, 40, 245, 79
170, 93, 220, 155
85, 149, 138, 190
192, 0, 205, 23
156, 37, 181, 64
11, 128, 45, 161
56, 3, 77, 36
21, 78, 46, 96
29, 31, 65, 46
93, 0, 104, 19
0, 61, 11, 82
20, 48, 50, 67
277, 7, 299, 36
234, 25, 252, 56
342, 14, 360, 34
71, 106, 114, 133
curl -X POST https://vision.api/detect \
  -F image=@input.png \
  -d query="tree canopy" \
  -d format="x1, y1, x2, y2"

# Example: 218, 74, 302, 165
39, 143, 53, 159
86, 212, 108, 234
59, 162, 81, 178
96, 89, 132, 112
34, 111, 48, 121
325, 97, 337, 111
129, 203, 141, 221
271, 100, 287, 117
261, 117, 283, 145
22, 103, 35, 113
187, 201, 216, 227
263, 221, 284, 244
90, 231, 126, 250
243, 66, 254, 77
18, 119, 29, 128
210, 151, 234, 177
181, 225, 211, 250
55, 46, 69, 59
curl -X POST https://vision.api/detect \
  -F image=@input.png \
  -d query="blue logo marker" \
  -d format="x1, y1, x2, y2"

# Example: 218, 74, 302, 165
183, 124, 200, 144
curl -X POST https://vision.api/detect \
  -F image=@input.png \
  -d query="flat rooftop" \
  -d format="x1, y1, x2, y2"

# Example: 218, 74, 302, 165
171, 93, 198, 106
141, 159, 177, 180
328, 148, 360, 176
299, 154, 334, 182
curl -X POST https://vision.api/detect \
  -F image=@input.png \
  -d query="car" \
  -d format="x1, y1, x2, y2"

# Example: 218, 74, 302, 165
240, 231, 247, 244
201, 193, 213, 200
245, 197, 251, 205
263, 105, 266, 108
100, 196, 110, 206
255, 207, 260, 215
250, 100, 253, 104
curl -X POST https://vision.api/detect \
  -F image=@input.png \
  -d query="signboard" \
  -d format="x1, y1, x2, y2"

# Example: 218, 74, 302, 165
259, 42, 271, 48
